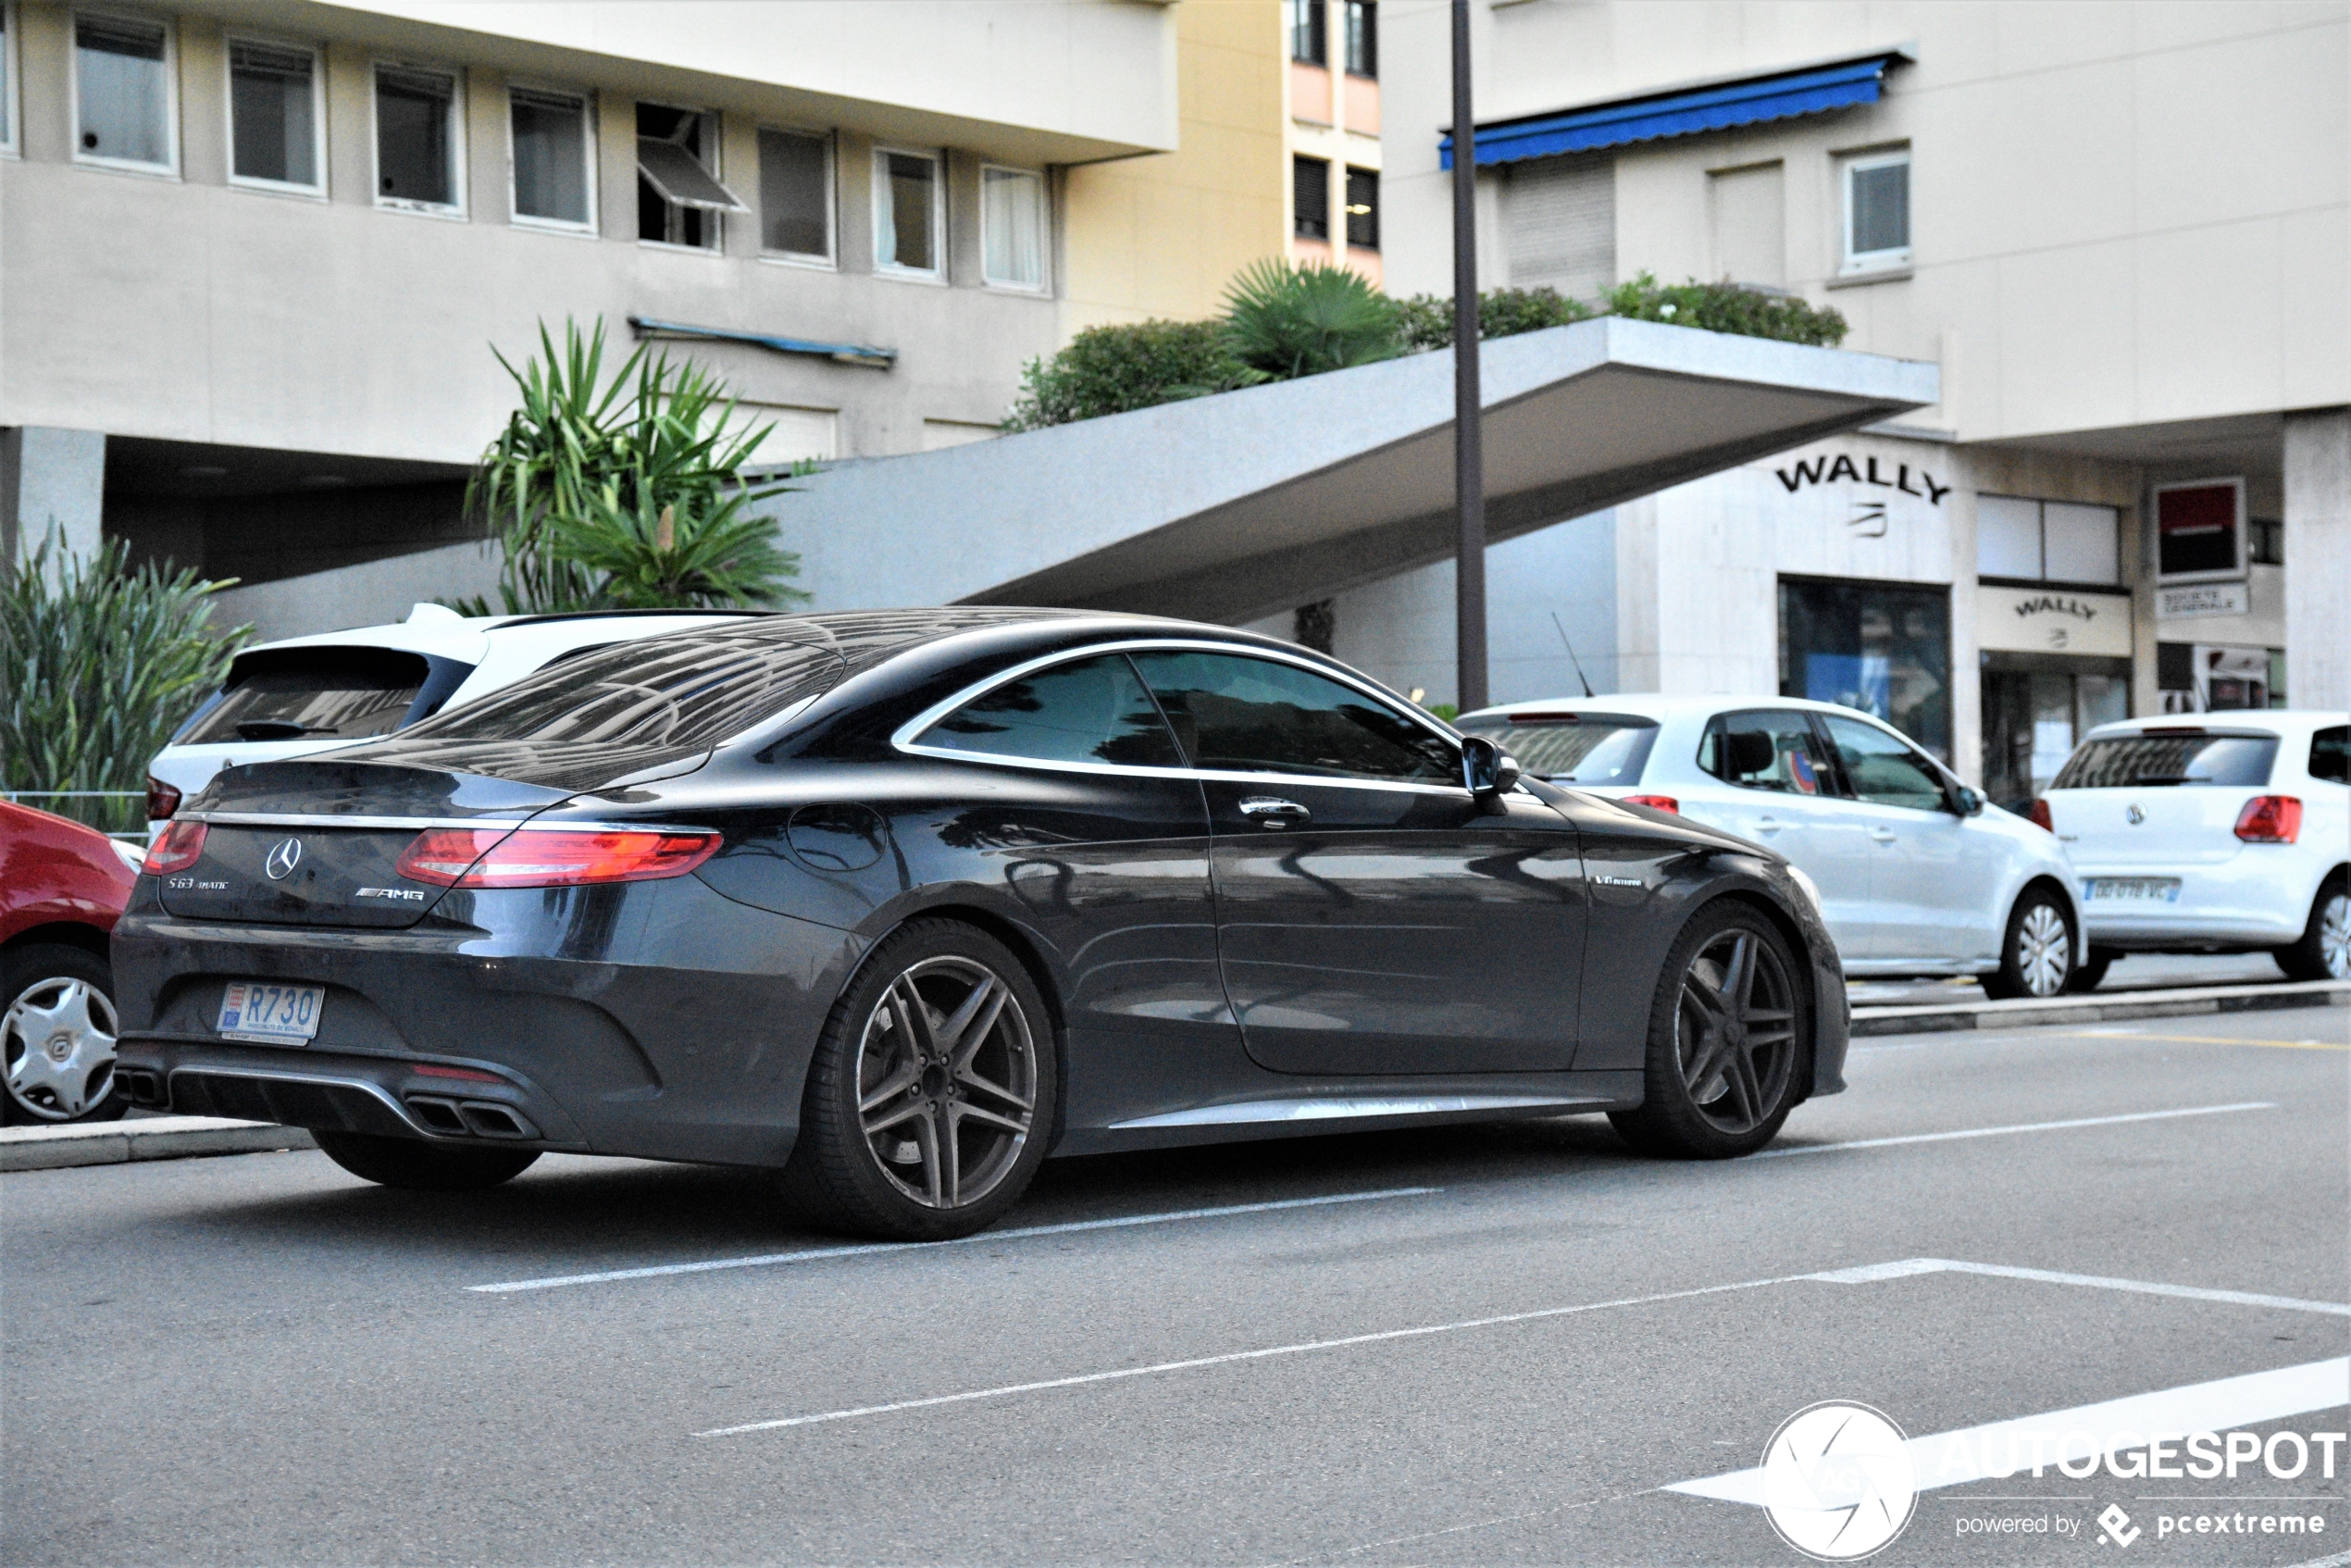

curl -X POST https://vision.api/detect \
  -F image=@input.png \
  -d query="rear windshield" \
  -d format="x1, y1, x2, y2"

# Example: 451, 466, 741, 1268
1457, 713, 1659, 784
2052, 732, 2280, 790
179, 648, 436, 744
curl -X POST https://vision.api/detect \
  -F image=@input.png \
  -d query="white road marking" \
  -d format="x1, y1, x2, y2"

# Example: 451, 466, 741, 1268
1809, 1257, 2351, 1317
466, 1186, 1441, 1294
1668, 1357, 2351, 1506
696, 1266, 1834, 1437
1752, 1101, 2275, 1158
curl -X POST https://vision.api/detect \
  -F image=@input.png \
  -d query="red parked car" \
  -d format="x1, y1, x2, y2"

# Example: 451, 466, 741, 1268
1, 800, 142, 1124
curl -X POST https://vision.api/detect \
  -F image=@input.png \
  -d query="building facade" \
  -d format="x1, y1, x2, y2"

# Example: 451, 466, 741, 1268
0, 0, 1284, 628
1313, 0, 2348, 800
1283, 0, 1382, 281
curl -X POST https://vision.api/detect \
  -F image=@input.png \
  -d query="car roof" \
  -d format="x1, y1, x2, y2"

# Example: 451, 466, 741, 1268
229, 605, 767, 664
1460, 692, 1872, 723
2083, 710, 2348, 741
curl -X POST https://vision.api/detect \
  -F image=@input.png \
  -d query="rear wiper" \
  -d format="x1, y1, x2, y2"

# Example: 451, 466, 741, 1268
234, 720, 337, 741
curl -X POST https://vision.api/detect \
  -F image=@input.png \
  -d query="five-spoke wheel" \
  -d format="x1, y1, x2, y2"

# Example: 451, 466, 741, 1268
1612, 904, 1806, 1158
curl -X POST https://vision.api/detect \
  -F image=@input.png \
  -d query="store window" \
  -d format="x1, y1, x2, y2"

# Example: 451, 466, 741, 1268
1345, 167, 1378, 250
75, 11, 174, 171
638, 104, 741, 247
375, 64, 460, 209
981, 165, 1046, 290
758, 128, 832, 262
1289, 0, 1326, 67
229, 39, 322, 192
1980, 662, 2129, 813
1839, 148, 1909, 274
1777, 577, 1951, 761
1293, 156, 1330, 241
1976, 496, 2121, 585
1344, 1, 1376, 78
509, 86, 592, 228
2248, 516, 2283, 566
874, 146, 942, 277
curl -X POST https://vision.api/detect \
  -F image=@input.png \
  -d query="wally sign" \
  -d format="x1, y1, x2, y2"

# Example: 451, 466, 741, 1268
1775, 450, 1952, 537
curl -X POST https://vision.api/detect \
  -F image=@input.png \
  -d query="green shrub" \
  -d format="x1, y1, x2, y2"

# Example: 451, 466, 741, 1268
1392, 286, 1594, 353
1002, 318, 1250, 431
1220, 258, 1404, 381
1, 530, 247, 834
1604, 271, 1847, 346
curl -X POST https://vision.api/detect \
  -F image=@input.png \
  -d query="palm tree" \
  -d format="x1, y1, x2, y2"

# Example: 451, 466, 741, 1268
1219, 259, 1404, 381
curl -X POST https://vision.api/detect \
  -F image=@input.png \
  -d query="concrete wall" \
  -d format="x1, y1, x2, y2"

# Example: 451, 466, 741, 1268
207, 538, 504, 643
2283, 406, 2351, 710
2, 428, 106, 567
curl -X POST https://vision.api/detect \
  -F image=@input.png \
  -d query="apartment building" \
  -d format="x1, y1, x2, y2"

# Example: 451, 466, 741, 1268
0, 0, 1283, 614
1311, 0, 2347, 799
1283, 0, 1380, 281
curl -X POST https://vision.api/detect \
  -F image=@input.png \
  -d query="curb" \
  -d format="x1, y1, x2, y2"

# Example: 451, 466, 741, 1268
1851, 979, 2351, 1038
0, 1115, 315, 1173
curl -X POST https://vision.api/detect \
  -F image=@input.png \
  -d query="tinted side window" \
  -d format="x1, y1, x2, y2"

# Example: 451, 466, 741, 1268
919, 654, 1181, 768
2310, 727, 2348, 786
1128, 651, 1455, 782
1698, 710, 1835, 796
1820, 713, 1950, 812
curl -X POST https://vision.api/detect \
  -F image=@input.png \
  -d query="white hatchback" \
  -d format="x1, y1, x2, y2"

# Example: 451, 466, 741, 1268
2039, 712, 2348, 985
1456, 694, 2084, 997
146, 605, 761, 821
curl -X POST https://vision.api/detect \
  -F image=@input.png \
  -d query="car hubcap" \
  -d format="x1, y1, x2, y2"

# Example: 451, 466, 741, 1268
1674, 930, 1796, 1136
4, 977, 118, 1121
2321, 891, 2350, 980
2016, 903, 2071, 997
856, 957, 1037, 1209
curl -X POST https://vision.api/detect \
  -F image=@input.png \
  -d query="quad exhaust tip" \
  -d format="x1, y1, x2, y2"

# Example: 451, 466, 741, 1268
402, 1094, 538, 1140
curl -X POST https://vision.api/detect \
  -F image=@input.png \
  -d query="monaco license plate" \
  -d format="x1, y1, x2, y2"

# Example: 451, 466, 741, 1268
218, 981, 326, 1045
2084, 877, 2182, 903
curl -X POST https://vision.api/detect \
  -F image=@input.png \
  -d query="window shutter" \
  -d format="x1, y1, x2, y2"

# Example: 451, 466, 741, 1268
1504, 152, 1614, 304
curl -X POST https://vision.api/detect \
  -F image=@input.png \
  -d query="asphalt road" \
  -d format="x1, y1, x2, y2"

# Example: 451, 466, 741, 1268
6, 1005, 2347, 1567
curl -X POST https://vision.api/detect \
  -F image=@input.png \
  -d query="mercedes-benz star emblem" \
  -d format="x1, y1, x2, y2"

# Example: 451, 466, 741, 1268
263, 838, 305, 880
2126, 804, 2146, 825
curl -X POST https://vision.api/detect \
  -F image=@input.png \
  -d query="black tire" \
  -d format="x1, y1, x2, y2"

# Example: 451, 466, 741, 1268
311, 1129, 541, 1190
780, 918, 1057, 1241
1980, 887, 2074, 1000
2275, 875, 2350, 983
2, 942, 130, 1126
1610, 902, 1807, 1160
2066, 947, 2120, 994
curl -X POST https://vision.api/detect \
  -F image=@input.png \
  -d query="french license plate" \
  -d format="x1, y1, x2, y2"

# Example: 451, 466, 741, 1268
218, 981, 326, 1045
2084, 877, 2182, 903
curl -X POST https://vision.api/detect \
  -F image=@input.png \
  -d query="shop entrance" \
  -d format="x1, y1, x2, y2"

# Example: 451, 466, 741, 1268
1980, 653, 2130, 815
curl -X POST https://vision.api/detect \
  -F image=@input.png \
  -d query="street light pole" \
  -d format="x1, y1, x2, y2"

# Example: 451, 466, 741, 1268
1449, 0, 1488, 715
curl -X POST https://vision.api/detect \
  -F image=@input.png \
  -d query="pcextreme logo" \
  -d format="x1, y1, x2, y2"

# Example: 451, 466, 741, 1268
1761, 1401, 1919, 1561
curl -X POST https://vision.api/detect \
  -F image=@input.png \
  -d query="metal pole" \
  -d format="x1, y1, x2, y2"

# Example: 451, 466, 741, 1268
1449, 0, 1488, 715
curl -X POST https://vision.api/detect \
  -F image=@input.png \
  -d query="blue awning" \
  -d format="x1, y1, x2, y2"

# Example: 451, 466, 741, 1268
1441, 51, 1907, 169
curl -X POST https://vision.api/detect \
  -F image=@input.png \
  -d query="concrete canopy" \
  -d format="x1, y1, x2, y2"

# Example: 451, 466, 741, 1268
764, 317, 1938, 626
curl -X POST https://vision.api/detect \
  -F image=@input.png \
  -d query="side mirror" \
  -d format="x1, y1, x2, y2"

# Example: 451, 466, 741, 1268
1953, 785, 1985, 816
1462, 735, 1523, 798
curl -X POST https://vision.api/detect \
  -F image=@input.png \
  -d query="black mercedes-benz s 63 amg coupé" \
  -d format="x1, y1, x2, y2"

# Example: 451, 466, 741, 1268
113, 610, 1847, 1239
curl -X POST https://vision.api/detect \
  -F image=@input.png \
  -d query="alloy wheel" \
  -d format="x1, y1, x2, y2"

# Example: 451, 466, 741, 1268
4, 977, 118, 1121
2322, 891, 2350, 981
854, 956, 1038, 1210
2015, 902, 2071, 997
1673, 929, 1796, 1136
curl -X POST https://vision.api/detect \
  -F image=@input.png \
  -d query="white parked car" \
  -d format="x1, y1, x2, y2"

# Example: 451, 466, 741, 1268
2038, 711, 2348, 986
146, 605, 763, 820
1456, 694, 2084, 997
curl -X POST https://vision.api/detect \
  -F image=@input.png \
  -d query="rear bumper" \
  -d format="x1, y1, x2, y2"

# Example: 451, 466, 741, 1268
2074, 857, 2314, 947
116, 1041, 583, 1148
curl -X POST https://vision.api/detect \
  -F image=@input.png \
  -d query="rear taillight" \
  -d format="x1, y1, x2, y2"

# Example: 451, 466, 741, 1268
142, 819, 207, 875
145, 775, 181, 822
2027, 799, 2054, 833
394, 828, 720, 889
2234, 795, 2302, 843
1623, 794, 1680, 815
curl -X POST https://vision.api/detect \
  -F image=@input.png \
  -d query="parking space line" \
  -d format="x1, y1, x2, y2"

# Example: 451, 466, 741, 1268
1812, 1257, 2351, 1315
1753, 1101, 2274, 1159
466, 1186, 1441, 1295
1668, 1356, 2351, 1506
2078, 1029, 2349, 1051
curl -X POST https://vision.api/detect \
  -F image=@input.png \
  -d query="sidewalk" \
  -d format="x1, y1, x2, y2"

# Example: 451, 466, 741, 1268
0, 1115, 313, 1173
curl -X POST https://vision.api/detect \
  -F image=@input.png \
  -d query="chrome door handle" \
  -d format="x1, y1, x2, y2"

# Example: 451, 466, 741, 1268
1870, 828, 1898, 843
1754, 816, 1784, 834
1238, 796, 1311, 828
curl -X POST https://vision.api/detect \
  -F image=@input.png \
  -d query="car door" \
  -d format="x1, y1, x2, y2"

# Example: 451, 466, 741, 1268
1681, 708, 1878, 959
1127, 647, 1588, 1077
1816, 712, 1999, 964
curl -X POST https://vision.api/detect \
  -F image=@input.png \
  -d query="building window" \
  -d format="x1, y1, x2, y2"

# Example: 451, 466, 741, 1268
1344, 1, 1376, 78
758, 128, 832, 262
2248, 516, 2283, 566
507, 86, 592, 229
1293, 156, 1330, 241
981, 165, 1046, 290
874, 146, 942, 278
1778, 576, 1952, 762
637, 104, 741, 247
1289, 0, 1326, 67
1504, 151, 1614, 303
374, 64, 460, 210
3, 5, 20, 156
1344, 166, 1378, 250
1839, 148, 1909, 274
74, 11, 174, 172
1975, 496, 2121, 585
228, 39, 322, 192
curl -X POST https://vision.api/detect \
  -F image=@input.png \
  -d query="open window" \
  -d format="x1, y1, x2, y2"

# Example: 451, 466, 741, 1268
874, 146, 943, 278
637, 103, 745, 248
374, 62, 461, 211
